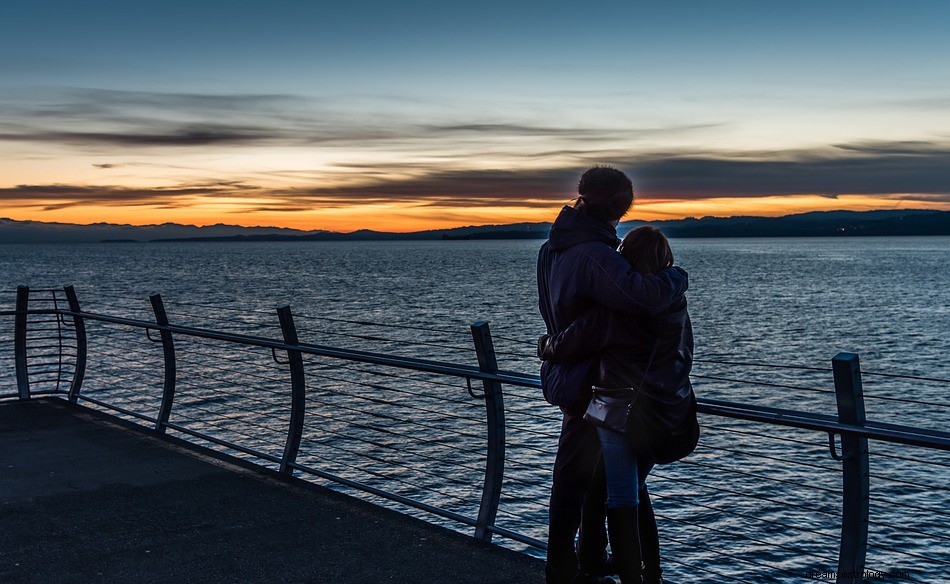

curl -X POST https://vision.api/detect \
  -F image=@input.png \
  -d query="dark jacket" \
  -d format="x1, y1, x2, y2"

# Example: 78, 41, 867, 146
538, 298, 695, 432
537, 206, 688, 413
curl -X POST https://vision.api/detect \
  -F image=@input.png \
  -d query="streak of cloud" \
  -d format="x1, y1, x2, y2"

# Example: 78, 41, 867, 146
3, 139, 949, 214
0, 125, 277, 147
0, 182, 257, 211
0, 88, 723, 152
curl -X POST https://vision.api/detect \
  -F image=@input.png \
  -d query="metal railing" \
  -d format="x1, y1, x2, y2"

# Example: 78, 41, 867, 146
1, 284, 948, 584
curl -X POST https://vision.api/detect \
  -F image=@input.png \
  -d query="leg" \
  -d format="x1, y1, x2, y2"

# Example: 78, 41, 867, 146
596, 427, 642, 584
577, 455, 608, 574
546, 411, 603, 582
638, 484, 663, 584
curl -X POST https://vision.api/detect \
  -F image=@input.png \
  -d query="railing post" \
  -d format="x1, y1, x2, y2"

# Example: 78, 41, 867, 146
277, 305, 306, 475
14, 285, 30, 400
150, 294, 177, 433
832, 352, 870, 584
470, 321, 506, 543
64, 285, 87, 403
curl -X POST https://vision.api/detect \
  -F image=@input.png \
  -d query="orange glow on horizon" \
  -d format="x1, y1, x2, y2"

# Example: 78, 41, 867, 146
3, 194, 949, 233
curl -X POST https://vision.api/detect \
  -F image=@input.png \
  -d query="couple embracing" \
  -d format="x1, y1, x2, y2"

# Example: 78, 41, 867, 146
537, 167, 699, 584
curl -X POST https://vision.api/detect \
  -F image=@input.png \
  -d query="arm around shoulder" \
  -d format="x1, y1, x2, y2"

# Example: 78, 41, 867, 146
581, 248, 688, 316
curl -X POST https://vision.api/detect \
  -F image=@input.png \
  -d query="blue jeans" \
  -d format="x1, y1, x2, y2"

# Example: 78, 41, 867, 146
596, 426, 655, 508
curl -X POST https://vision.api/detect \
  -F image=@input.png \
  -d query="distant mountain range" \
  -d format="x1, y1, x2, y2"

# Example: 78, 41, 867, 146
2, 209, 949, 244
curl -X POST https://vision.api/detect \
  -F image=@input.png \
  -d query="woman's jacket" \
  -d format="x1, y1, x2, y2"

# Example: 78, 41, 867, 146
537, 206, 688, 414
538, 297, 695, 435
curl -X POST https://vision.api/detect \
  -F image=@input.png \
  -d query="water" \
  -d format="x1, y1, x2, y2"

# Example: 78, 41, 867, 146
1, 237, 948, 582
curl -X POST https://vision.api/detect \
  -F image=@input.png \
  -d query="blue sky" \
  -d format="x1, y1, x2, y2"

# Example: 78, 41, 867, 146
2, 0, 949, 230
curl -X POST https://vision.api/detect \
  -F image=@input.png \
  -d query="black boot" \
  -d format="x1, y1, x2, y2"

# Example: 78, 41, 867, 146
577, 458, 609, 576
546, 498, 582, 584
606, 506, 642, 584
638, 486, 664, 584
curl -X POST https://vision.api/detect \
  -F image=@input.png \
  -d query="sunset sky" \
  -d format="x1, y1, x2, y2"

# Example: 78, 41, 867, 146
2, 1, 949, 232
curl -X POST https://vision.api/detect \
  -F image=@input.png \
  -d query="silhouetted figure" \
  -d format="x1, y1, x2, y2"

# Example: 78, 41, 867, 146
536, 167, 688, 584
540, 226, 699, 584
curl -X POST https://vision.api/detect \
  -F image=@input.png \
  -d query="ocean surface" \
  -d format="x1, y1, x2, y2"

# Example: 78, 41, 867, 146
1, 237, 948, 582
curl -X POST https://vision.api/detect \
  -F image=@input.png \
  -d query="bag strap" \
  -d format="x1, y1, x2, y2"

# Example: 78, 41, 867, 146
635, 339, 660, 393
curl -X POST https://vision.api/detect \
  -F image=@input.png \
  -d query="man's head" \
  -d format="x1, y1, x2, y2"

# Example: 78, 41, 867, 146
575, 166, 634, 223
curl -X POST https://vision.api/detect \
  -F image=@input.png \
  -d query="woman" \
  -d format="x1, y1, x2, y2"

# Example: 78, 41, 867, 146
540, 226, 698, 584
537, 167, 688, 584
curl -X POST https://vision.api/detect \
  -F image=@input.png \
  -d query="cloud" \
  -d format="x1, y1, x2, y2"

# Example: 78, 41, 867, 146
0, 125, 278, 147
245, 141, 950, 208
2, 89, 948, 211
626, 143, 950, 198
0, 89, 320, 150
4, 88, 304, 119
422, 122, 721, 140
0, 87, 723, 152
4, 138, 950, 216
0, 181, 257, 211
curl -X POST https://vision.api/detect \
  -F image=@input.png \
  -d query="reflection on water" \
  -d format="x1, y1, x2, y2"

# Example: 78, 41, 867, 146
1, 237, 948, 582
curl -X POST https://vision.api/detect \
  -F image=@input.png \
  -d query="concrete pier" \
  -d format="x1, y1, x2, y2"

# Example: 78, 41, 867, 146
0, 398, 543, 583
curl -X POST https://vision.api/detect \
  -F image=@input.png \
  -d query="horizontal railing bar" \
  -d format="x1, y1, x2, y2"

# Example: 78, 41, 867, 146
76, 394, 160, 424
702, 397, 838, 423
659, 532, 801, 579
294, 311, 472, 337
298, 435, 481, 494
868, 472, 949, 491
694, 357, 831, 372
863, 369, 950, 384
871, 449, 950, 468
296, 448, 480, 511
36, 308, 541, 386
300, 397, 487, 452
654, 510, 840, 564
677, 458, 841, 494
310, 364, 479, 406
288, 460, 478, 528
26, 338, 75, 357
868, 517, 950, 543
170, 413, 285, 449
692, 373, 836, 395
295, 325, 480, 354
698, 400, 950, 450
165, 421, 283, 464
694, 443, 841, 473
27, 370, 74, 379
486, 524, 546, 549
862, 392, 950, 407
648, 469, 839, 517
12, 308, 950, 450
872, 496, 950, 518
26, 378, 65, 385
864, 541, 950, 566
862, 416, 949, 439
703, 422, 824, 447
650, 491, 840, 542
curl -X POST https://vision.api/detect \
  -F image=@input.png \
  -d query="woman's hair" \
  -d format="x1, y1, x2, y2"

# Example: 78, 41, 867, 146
575, 166, 634, 222
619, 226, 673, 275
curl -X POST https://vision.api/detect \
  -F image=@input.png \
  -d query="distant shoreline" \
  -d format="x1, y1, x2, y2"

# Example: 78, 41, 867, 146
2, 209, 949, 244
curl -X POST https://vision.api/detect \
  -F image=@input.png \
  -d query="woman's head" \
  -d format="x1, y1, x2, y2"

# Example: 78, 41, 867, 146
574, 166, 634, 223
619, 226, 673, 275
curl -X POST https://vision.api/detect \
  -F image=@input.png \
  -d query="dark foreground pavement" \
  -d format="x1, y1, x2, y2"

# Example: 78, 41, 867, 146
0, 398, 543, 584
